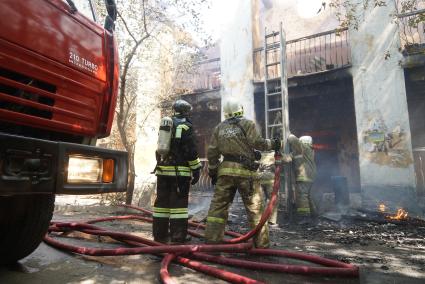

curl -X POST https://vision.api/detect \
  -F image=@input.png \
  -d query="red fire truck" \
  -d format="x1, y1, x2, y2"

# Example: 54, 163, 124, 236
0, 0, 127, 263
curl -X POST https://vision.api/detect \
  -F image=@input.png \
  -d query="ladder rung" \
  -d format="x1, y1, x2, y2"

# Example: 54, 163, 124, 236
266, 77, 282, 82
265, 31, 279, 38
267, 108, 282, 112
268, 123, 282, 127
266, 43, 280, 50
266, 92, 281, 96
266, 62, 280, 67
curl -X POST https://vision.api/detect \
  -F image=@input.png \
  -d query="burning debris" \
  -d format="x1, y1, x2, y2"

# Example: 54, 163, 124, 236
347, 207, 425, 227
378, 204, 410, 221
222, 195, 425, 277
387, 208, 409, 221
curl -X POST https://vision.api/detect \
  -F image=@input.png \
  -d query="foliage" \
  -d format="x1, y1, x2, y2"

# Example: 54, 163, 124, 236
95, 0, 210, 204
325, 0, 425, 50
394, 0, 425, 49
327, 0, 388, 30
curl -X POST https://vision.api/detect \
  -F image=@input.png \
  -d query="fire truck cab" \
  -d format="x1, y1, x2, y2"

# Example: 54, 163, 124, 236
0, 0, 127, 263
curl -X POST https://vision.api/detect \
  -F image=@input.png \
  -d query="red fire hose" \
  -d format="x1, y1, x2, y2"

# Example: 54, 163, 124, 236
44, 153, 359, 283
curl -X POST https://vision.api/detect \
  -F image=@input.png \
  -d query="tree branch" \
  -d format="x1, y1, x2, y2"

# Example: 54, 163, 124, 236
142, 0, 148, 35
117, 10, 137, 43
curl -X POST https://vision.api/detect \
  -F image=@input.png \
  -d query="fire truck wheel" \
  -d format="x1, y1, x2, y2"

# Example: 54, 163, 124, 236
0, 194, 55, 264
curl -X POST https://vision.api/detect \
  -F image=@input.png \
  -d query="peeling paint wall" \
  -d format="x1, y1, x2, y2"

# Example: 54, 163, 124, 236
349, 1, 417, 209
220, 0, 256, 120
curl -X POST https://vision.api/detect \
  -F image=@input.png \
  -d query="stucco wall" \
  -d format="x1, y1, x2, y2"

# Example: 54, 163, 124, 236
349, 1, 417, 209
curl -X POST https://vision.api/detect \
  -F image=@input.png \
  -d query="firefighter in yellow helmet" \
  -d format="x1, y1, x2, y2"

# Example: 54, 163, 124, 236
205, 98, 281, 248
287, 134, 317, 222
153, 99, 201, 244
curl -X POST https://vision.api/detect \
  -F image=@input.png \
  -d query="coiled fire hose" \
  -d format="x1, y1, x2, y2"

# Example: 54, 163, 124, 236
44, 153, 359, 283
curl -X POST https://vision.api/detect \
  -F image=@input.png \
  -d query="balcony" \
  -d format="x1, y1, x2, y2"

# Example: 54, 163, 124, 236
254, 28, 351, 82
190, 10, 425, 90
174, 58, 221, 94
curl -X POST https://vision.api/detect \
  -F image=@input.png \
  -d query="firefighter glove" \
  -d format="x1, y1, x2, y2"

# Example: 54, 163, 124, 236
273, 138, 281, 152
254, 150, 262, 161
209, 173, 217, 186
191, 169, 200, 185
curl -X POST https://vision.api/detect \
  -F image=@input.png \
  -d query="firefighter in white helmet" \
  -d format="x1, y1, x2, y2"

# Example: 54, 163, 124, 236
205, 98, 281, 248
287, 134, 317, 222
258, 150, 278, 227
153, 99, 201, 244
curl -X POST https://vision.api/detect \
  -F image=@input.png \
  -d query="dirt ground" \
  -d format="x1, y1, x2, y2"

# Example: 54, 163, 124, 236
0, 192, 424, 284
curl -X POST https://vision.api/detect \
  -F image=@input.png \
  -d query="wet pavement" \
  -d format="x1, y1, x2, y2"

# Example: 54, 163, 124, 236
0, 193, 424, 283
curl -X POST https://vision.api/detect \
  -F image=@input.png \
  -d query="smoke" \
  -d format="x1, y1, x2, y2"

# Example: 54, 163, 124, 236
261, 0, 273, 9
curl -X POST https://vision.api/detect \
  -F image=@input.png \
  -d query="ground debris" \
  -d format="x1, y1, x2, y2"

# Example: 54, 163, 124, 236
221, 195, 425, 281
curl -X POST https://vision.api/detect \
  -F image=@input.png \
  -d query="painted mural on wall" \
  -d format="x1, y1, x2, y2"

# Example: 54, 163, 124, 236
361, 112, 413, 168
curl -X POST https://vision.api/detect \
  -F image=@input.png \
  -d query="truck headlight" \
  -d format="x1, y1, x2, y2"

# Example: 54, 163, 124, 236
67, 156, 114, 183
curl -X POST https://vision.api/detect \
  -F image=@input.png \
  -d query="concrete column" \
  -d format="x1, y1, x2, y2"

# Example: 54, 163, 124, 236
220, 0, 256, 120
349, 1, 417, 210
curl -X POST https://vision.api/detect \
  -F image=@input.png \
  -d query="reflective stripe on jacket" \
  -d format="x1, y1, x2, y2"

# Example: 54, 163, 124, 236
217, 161, 258, 178
188, 158, 202, 170
155, 165, 191, 177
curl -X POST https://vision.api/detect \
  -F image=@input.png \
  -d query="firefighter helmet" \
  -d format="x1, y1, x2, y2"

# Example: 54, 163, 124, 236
300, 136, 313, 146
223, 98, 244, 119
173, 99, 192, 116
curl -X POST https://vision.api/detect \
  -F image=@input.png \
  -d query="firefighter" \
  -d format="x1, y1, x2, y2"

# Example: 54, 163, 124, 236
287, 134, 317, 222
205, 98, 281, 248
259, 150, 279, 227
153, 99, 201, 244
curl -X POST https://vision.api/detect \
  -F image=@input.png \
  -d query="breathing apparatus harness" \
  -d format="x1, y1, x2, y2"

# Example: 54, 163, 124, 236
154, 115, 190, 196
222, 117, 261, 171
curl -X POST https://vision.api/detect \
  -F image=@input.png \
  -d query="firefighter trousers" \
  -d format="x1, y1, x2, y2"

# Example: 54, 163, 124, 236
153, 176, 190, 243
295, 182, 316, 218
205, 175, 270, 248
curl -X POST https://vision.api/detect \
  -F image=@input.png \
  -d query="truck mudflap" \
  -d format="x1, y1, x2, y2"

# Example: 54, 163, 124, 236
0, 132, 128, 195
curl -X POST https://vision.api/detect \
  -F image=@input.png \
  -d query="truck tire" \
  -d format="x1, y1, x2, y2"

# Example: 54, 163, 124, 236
0, 194, 55, 264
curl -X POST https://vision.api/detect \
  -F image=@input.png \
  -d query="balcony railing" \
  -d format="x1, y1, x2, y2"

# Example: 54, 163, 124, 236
173, 58, 220, 94
187, 29, 352, 90
254, 28, 351, 81
398, 8, 425, 54
194, 58, 221, 91
189, 14, 425, 89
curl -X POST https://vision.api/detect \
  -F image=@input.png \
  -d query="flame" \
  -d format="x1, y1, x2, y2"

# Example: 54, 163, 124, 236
378, 203, 386, 212
387, 208, 408, 220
